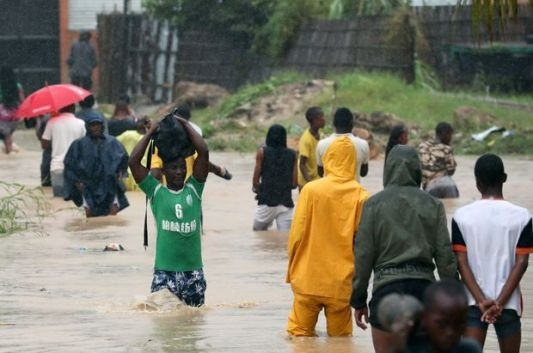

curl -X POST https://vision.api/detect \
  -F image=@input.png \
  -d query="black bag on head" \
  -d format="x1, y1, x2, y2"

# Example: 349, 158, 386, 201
153, 109, 195, 163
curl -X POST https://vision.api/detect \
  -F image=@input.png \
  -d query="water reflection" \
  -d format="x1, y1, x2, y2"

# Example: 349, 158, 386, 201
0, 146, 531, 353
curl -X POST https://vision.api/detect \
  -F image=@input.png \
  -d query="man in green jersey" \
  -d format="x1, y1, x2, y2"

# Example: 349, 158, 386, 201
129, 116, 209, 307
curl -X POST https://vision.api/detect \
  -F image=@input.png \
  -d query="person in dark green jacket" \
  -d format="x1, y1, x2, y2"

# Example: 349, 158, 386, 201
351, 145, 458, 353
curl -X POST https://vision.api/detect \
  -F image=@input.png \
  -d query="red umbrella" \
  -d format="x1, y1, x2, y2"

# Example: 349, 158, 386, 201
16, 84, 91, 118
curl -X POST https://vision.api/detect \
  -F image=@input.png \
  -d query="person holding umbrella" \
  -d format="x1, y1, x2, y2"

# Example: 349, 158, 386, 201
18, 84, 92, 196
41, 104, 86, 197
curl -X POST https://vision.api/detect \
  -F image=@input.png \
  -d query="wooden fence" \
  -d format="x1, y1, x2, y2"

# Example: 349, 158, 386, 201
97, 5, 532, 101
98, 13, 178, 103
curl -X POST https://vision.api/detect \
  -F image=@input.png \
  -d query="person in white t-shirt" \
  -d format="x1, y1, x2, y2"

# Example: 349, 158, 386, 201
452, 153, 533, 353
316, 107, 369, 182
41, 104, 86, 197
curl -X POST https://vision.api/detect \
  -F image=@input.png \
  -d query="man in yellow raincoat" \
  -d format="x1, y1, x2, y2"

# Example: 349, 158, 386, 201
286, 135, 369, 336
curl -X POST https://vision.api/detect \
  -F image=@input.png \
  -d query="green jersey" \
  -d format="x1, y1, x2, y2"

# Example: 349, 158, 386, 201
139, 174, 204, 272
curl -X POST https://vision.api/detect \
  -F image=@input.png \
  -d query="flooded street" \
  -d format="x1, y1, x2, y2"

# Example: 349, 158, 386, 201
1, 133, 533, 353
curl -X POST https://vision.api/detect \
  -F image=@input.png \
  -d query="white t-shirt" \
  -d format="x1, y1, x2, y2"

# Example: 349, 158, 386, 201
316, 133, 369, 182
189, 121, 202, 136
42, 112, 87, 172
452, 199, 533, 315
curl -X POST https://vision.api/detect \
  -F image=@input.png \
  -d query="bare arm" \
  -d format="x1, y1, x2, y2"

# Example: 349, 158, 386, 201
446, 147, 457, 176
495, 254, 529, 307
317, 166, 324, 178
41, 139, 51, 150
434, 204, 459, 280
299, 155, 311, 182
252, 147, 264, 193
292, 153, 298, 189
178, 117, 209, 183
129, 121, 159, 183
151, 168, 162, 181
481, 254, 529, 323
456, 252, 493, 310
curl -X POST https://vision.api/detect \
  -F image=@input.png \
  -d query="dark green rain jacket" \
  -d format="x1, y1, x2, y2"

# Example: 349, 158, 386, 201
350, 145, 457, 309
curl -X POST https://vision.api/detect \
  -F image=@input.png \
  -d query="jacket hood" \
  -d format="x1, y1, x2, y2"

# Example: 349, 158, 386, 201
383, 145, 422, 188
324, 136, 356, 181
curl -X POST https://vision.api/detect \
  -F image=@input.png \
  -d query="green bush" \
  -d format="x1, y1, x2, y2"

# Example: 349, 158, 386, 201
0, 182, 49, 236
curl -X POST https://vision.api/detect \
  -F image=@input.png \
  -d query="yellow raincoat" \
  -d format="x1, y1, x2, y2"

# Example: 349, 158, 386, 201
286, 136, 368, 336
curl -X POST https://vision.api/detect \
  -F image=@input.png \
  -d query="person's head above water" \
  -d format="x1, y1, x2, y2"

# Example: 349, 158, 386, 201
383, 145, 422, 188
59, 104, 76, 115
422, 280, 468, 353
80, 31, 92, 42
112, 101, 131, 118
474, 153, 507, 197
79, 95, 96, 109
333, 107, 354, 134
265, 124, 287, 148
175, 105, 191, 121
305, 106, 325, 130
435, 122, 453, 145
162, 156, 187, 191
136, 116, 151, 134
86, 113, 105, 138
385, 124, 409, 162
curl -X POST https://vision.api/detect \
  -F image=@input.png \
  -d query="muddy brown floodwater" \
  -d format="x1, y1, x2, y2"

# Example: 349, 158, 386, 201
1, 132, 532, 353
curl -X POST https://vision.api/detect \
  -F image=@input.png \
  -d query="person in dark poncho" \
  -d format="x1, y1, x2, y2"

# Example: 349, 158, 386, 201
63, 112, 129, 217
252, 124, 297, 231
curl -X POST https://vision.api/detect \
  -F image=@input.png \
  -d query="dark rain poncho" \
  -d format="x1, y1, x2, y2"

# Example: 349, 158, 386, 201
350, 145, 457, 309
64, 135, 129, 216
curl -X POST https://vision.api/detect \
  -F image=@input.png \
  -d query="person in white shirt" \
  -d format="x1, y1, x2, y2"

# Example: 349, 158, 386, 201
316, 107, 369, 182
452, 153, 533, 353
41, 104, 86, 197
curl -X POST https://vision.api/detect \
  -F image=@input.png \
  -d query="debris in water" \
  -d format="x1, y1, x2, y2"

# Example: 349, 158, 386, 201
103, 243, 124, 251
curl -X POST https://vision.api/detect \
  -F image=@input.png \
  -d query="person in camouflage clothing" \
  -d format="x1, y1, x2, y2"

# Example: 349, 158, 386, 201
417, 122, 459, 198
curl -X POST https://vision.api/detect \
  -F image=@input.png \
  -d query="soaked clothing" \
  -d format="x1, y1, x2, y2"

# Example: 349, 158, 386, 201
76, 108, 108, 134
466, 306, 521, 338
108, 118, 135, 137
452, 200, 533, 315
425, 175, 459, 198
139, 174, 204, 272
63, 134, 129, 216
287, 136, 368, 336
253, 204, 293, 231
288, 293, 352, 336
116, 130, 145, 191
151, 269, 206, 307
368, 279, 431, 330
297, 128, 320, 187
351, 145, 457, 310
417, 137, 458, 197
256, 146, 296, 208
407, 338, 482, 353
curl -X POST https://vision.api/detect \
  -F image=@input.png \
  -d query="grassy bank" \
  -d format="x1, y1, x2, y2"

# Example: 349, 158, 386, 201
191, 71, 533, 154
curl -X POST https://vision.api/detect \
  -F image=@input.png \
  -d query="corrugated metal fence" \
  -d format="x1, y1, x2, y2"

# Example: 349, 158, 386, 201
97, 4, 532, 101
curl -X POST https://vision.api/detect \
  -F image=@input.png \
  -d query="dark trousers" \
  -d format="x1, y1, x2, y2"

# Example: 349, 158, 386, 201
41, 148, 51, 186
70, 75, 92, 90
